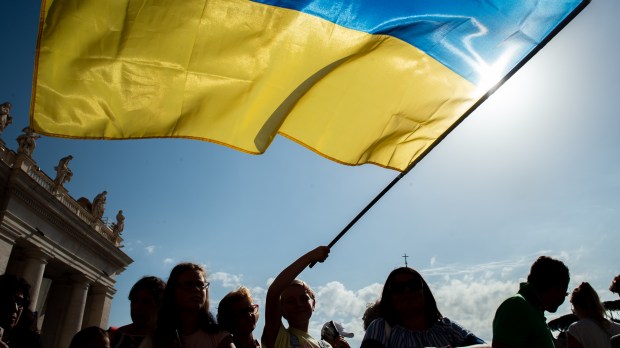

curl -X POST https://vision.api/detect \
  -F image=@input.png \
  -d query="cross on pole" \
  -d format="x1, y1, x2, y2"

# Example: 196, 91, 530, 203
402, 253, 409, 267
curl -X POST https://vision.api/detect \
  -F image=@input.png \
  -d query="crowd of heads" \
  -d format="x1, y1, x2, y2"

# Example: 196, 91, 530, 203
1, 254, 618, 348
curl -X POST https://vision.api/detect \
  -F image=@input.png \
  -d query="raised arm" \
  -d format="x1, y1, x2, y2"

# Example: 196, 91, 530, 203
261, 246, 330, 348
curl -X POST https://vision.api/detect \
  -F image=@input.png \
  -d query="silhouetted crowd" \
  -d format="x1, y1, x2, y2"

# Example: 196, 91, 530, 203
2, 248, 619, 348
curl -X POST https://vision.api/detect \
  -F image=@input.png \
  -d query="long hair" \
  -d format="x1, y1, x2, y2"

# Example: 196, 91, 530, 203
571, 282, 610, 330
378, 267, 442, 327
154, 263, 219, 348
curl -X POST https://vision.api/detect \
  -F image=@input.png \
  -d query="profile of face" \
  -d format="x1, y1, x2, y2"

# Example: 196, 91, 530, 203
230, 297, 259, 335
389, 272, 425, 315
174, 270, 208, 311
280, 284, 314, 325
130, 289, 160, 328
0, 291, 25, 330
541, 286, 568, 313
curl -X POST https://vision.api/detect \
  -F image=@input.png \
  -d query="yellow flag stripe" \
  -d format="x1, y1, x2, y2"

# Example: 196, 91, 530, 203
32, 0, 481, 171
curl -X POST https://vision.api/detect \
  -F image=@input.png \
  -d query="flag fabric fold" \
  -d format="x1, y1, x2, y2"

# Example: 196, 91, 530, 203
31, 0, 588, 171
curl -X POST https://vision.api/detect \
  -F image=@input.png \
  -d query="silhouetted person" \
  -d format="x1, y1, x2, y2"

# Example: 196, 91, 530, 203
361, 267, 486, 348
566, 282, 620, 348
321, 321, 353, 348
362, 300, 380, 331
110, 276, 166, 348
492, 256, 570, 348
261, 246, 330, 348
138, 263, 233, 348
70, 326, 110, 348
217, 286, 260, 348
0, 274, 42, 348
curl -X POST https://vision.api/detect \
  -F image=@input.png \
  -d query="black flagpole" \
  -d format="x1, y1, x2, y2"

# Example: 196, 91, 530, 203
309, 0, 590, 268
309, 160, 416, 268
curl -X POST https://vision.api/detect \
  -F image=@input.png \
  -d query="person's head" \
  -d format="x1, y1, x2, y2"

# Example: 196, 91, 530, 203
280, 279, 316, 327
69, 326, 110, 348
320, 321, 353, 346
570, 282, 606, 322
378, 267, 441, 326
155, 263, 217, 347
128, 276, 166, 329
217, 286, 259, 336
0, 274, 31, 331
164, 263, 210, 314
527, 256, 570, 312
362, 300, 381, 331
610, 274, 620, 296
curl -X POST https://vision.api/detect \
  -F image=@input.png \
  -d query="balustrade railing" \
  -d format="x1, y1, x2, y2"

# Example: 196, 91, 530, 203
0, 144, 119, 245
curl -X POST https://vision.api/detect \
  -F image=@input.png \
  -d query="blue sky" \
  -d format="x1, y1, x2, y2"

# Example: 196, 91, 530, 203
1, 0, 619, 345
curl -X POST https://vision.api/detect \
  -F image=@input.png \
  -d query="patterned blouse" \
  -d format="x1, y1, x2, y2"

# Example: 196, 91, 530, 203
362, 317, 485, 347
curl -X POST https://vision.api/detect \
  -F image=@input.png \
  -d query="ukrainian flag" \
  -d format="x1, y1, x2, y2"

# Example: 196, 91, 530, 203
32, 0, 588, 171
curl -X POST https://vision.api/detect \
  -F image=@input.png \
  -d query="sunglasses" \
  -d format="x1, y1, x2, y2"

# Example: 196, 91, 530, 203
235, 304, 259, 317
389, 278, 424, 294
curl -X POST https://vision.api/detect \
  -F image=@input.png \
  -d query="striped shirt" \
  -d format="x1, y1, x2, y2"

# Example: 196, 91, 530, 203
362, 317, 484, 347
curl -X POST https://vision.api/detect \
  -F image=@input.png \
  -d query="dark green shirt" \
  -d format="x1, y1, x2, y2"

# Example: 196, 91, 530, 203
492, 282, 555, 348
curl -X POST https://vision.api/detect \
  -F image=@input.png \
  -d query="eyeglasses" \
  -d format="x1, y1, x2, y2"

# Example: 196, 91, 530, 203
389, 279, 424, 294
3, 295, 27, 309
235, 304, 259, 317
179, 281, 210, 291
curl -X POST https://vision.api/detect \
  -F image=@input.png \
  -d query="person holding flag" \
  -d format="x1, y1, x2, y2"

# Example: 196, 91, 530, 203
261, 246, 331, 348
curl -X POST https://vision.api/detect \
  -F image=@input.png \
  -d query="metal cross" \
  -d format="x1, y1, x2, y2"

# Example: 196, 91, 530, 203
402, 253, 409, 267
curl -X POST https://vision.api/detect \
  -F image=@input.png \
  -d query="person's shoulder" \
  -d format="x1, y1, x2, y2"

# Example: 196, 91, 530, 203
365, 317, 387, 331
438, 317, 465, 328
497, 293, 528, 312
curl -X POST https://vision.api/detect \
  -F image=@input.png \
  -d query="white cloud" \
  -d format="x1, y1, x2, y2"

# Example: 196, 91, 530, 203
145, 245, 156, 254
430, 256, 437, 267
163, 258, 174, 265
210, 271, 245, 288
433, 277, 515, 342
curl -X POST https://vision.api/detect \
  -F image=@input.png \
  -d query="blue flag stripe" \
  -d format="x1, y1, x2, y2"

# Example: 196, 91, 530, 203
252, 0, 585, 85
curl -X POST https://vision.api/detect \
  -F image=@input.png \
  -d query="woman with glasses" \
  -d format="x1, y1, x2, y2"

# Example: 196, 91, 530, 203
138, 263, 233, 348
261, 245, 330, 348
566, 282, 620, 348
217, 287, 260, 348
361, 267, 487, 348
